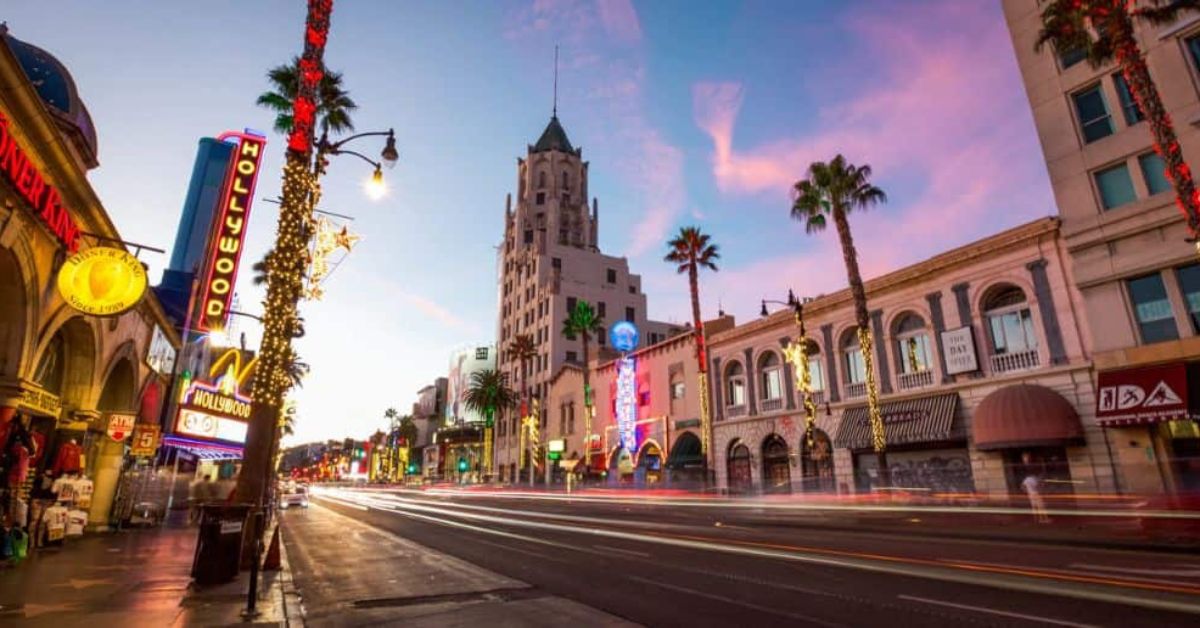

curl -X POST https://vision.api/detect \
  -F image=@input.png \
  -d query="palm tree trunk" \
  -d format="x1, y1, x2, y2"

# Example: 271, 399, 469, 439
688, 262, 714, 480
831, 206, 889, 487
582, 331, 592, 464
520, 358, 529, 479
1112, 13, 1200, 237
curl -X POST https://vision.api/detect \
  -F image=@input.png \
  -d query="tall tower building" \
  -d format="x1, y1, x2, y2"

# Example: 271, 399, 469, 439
1003, 1, 1200, 494
494, 114, 683, 479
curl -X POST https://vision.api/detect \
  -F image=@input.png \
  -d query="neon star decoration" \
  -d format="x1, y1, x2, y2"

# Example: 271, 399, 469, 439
304, 216, 360, 300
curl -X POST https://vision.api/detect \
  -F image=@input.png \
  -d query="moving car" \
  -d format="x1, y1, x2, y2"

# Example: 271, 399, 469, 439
279, 485, 309, 509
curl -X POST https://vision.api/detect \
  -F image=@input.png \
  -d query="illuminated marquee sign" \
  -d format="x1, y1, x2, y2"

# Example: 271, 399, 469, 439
0, 110, 81, 251
615, 356, 638, 454
184, 383, 252, 419
56, 247, 147, 316
175, 408, 248, 444
198, 132, 266, 331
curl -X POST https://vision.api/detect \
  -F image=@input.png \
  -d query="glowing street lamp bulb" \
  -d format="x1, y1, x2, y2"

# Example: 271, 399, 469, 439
365, 167, 387, 200
208, 328, 232, 348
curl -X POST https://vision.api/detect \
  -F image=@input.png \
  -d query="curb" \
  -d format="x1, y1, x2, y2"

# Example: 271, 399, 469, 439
277, 524, 305, 627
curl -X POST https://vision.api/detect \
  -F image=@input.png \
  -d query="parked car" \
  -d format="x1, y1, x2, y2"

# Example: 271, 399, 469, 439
279, 485, 309, 509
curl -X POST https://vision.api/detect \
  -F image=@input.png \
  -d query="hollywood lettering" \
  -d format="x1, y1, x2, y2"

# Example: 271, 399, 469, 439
183, 384, 252, 420
0, 111, 81, 252
198, 133, 266, 331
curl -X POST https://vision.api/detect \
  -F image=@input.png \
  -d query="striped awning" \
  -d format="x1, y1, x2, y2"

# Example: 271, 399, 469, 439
834, 393, 960, 451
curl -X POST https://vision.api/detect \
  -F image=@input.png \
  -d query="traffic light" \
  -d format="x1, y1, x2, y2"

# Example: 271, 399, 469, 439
548, 450, 561, 461
407, 463, 418, 474
457, 457, 468, 473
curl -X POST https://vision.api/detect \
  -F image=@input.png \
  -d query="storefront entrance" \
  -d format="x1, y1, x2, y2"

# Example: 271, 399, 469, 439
800, 428, 835, 492
761, 434, 790, 494
727, 442, 752, 494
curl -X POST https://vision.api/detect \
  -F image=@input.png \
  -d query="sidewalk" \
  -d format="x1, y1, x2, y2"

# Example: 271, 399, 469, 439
0, 518, 290, 627
281, 502, 635, 627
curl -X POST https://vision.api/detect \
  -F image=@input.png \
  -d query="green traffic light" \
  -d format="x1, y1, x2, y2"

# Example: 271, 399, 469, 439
457, 458, 468, 472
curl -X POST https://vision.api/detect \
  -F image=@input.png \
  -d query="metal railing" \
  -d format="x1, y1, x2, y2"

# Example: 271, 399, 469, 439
760, 397, 783, 412
991, 349, 1040, 374
897, 369, 935, 391
726, 404, 748, 418
846, 382, 867, 399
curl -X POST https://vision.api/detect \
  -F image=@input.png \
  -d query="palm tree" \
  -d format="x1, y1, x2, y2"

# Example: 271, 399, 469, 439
255, 56, 358, 137
664, 227, 720, 473
251, 252, 271, 287
281, 403, 297, 437
506, 334, 537, 415
1036, 1, 1200, 239
281, 347, 310, 389
791, 155, 889, 486
464, 370, 518, 431
561, 300, 603, 453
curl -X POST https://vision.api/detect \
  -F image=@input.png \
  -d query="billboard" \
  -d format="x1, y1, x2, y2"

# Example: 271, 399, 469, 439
445, 345, 496, 425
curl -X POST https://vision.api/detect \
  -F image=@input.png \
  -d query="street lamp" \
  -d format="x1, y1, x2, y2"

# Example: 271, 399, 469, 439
761, 290, 819, 471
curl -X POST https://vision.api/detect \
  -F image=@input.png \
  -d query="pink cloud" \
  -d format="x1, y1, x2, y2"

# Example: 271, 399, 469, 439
596, 0, 642, 44
690, 0, 1054, 303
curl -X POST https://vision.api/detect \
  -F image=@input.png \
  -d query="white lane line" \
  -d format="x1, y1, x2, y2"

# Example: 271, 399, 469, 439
897, 595, 1098, 628
592, 545, 650, 558
935, 558, 1200, 588
1069, 563, 1200, 578
629, 576, 846, 628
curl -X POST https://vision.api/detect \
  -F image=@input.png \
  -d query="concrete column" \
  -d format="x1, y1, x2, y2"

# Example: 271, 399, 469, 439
711, 357, 724, 421
1027, 259, 1068, 365
88, 431, 124, 530
778, 337, 796, 410
821, 324, 840, 402
925, 291, 951, 383
870, 310, 893, 394
743, 348, 757, 415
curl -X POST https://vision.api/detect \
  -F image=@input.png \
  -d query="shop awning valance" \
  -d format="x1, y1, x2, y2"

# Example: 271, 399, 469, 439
973, 384, 1083, 451
834, 393, 959, 451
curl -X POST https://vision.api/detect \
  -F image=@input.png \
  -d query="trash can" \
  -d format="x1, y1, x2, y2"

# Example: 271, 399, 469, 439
190, 503, 251, 586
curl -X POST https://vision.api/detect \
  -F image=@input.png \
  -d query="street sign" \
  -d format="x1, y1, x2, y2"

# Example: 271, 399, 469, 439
547, 439, 566, 453
106, 414, 136, 441
130, 424, 161, 457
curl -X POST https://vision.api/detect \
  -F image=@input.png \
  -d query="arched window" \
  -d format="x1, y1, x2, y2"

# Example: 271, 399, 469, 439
725, 361, 746, 407
802, 344, 825, 392
841, 329, 866, 385
894, 313, 933, 374
983, 285, 1038, 355
538, 171, 547, 188
758, 352, 782, 401
33, 332, 65, 394
561, 171, 569, 190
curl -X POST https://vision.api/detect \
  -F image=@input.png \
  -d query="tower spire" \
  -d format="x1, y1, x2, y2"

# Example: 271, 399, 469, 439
553, 44, 559, 117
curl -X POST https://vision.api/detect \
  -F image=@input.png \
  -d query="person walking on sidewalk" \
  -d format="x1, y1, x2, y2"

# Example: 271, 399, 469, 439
1021, 469, 1051, 524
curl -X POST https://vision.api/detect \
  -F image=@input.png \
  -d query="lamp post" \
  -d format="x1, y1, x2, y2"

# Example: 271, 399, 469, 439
761, 290, 818, 489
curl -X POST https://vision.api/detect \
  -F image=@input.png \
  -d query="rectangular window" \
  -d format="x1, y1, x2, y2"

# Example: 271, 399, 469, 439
524, 229, 533, 244
628, 285, 636, 294
1138, 152, 1171, 196
1177, 264, 1200, 333
566, 296, 577, 312
1112, 73, 1144, 125
761, 369, 782, 401
597, 326, 606, 346
845, 349, 867, 385
552, 257, 561, 270
625, 306, 635, 322
671, 380, 685, 400
536, 192, 545, 205
1059, 46, 1086, 69
607, 268, 617, 283
598, 302, 606, 318
1127, 273, 1179, 344
1095, 163, 1137, 210
566, 351, 578, 364
1073, 84, 1114, 143
808, 358, 825, 392
988, 309, 1038, 354
1188, 35, 1200, 72
728, 380, 745, 406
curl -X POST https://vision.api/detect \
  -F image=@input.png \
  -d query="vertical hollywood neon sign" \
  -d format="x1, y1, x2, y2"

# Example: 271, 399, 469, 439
198, 132, 266, 331
616, 356, 638, 455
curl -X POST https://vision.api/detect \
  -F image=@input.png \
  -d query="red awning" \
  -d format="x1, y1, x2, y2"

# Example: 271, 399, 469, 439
973, 384, 1083, 450
1096, 363, 1195, 427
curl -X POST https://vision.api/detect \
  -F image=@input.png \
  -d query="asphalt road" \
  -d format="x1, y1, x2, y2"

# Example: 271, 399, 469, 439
297, 487, 1200, 627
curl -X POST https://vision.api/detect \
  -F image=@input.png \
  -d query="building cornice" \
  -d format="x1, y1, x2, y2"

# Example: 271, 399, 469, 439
709, 217, 1061, 346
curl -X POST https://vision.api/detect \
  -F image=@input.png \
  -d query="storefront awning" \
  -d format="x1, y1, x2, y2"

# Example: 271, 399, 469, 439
973, 384, 1083, 450
162, 435, 243, 460
835, 393, 959, 451
1096, 363, 1198, 426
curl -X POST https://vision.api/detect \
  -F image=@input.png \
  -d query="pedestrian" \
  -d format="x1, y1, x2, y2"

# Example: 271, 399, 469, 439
1021, 469, 1051, 524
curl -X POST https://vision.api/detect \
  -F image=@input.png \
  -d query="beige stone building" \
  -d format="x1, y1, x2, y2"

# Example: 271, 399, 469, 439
493, 115, 684, 480
1004, 1, 1200, 494
708, 218, 1113, 496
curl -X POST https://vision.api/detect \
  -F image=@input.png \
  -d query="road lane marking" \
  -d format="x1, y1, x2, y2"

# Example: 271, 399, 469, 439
627, 575, 846, 628
317, 490, 1200, 615
592, 545, 650, 558
897, 595, 1098, 627
938, 558, 1200, 588
1069, 563, 1200, 578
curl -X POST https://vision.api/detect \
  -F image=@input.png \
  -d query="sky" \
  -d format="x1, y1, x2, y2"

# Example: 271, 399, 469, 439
3, 0, 1056, 445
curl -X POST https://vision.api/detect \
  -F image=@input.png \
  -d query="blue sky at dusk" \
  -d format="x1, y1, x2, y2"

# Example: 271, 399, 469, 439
3, 1, 1055, 444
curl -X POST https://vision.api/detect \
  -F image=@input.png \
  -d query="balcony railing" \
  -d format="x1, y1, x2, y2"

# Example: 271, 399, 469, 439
760, 397, 783, 413
726, 404, 748, 418
991, 349, 1040, 374
807, 390, 826, 406
845, 382, 867, 399
897, 369, 935, 391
